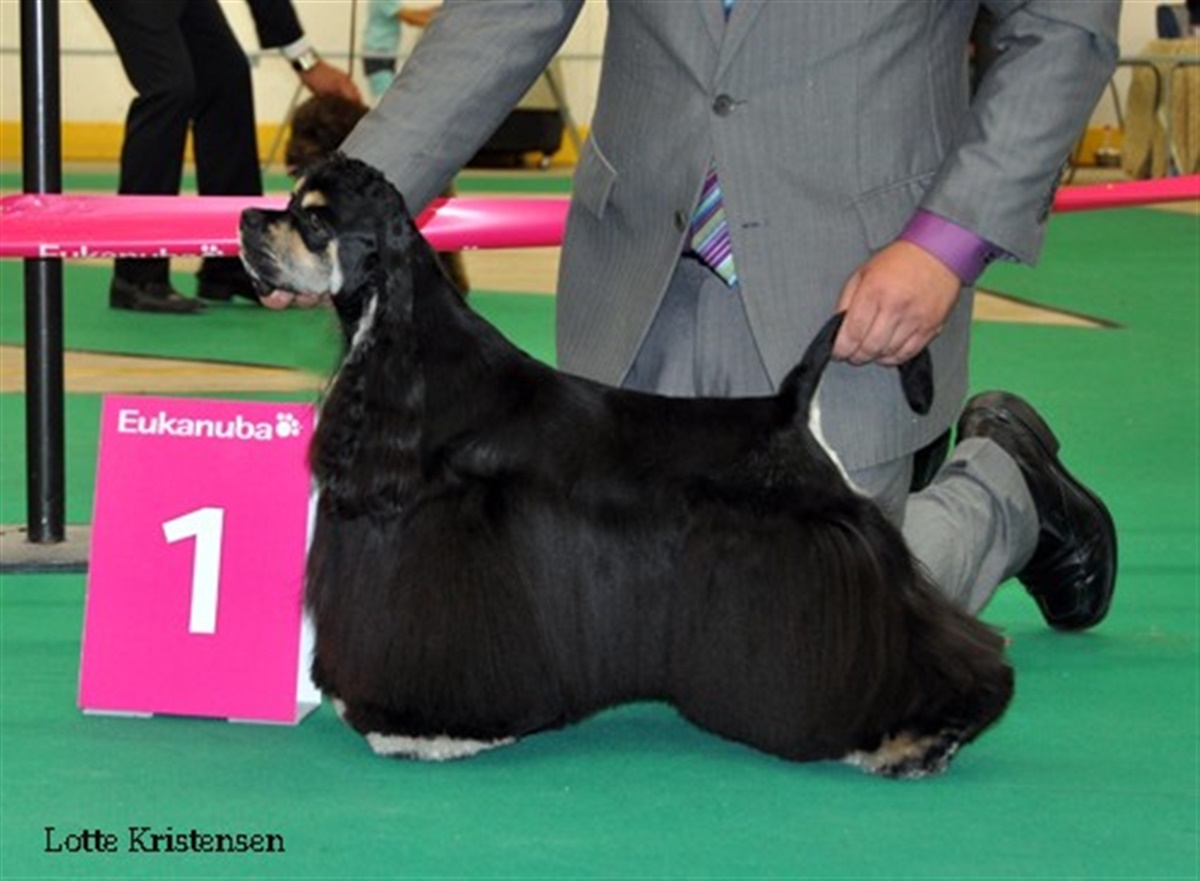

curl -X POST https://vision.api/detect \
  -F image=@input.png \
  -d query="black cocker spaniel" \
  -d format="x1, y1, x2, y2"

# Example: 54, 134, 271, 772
239, 156, 1013, 778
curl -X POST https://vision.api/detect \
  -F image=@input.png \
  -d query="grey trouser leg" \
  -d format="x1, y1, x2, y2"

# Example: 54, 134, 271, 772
851, 439, 1040, 614
622, 255, 773, 397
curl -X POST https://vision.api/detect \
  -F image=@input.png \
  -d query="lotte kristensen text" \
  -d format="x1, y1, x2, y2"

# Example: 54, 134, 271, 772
44, 825, 285, 854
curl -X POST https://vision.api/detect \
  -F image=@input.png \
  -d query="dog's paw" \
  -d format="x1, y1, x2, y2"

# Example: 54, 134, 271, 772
842, 730, 961, 780
332, 699, 516, 761
364, 732, 517, 761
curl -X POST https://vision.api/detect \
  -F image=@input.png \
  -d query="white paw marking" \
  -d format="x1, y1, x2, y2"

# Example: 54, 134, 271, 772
365, 732, 516, 761
843, 732, 959, 779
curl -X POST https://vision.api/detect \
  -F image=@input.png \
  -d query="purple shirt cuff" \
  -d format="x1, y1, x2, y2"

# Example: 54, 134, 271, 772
898, 210, 1005, 285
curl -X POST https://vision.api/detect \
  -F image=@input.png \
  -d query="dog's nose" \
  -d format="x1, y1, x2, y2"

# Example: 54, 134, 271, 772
239, 210, 265, 236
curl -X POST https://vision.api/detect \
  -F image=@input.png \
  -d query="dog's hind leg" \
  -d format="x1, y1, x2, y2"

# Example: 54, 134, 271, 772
331, 699, 517, 761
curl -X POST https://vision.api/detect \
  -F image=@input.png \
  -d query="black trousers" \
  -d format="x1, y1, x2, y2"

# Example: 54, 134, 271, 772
90, 0, 261, 284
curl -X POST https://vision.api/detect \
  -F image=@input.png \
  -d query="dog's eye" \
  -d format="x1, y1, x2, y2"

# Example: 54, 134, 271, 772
300, 208, 333, 246
304, 208, 329, 232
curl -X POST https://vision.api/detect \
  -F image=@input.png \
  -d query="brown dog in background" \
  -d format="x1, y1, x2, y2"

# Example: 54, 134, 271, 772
285, 94, 470, 294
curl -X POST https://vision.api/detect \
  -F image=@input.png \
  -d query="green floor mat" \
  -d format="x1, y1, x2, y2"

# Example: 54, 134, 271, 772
0, 565, 1194, 879
0, 262, 554, 375
0, 263, 343, 374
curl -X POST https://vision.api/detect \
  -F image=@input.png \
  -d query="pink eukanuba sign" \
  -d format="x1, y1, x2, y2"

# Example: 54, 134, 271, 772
79, 395, 319, 723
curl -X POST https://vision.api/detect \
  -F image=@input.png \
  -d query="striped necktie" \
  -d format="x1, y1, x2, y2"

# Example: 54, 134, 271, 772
690, 165, 737, 286
690, 0, 738, 286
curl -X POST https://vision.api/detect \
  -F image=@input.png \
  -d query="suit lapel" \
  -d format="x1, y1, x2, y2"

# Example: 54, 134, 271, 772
717, 0, 767, 81
699, 0, 725, 52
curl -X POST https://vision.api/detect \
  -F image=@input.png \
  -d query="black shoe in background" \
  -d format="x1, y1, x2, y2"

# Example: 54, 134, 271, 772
110, 277, 205, 314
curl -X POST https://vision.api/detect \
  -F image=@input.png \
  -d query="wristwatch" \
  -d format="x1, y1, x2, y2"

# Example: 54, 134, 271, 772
290, 48, 320, 74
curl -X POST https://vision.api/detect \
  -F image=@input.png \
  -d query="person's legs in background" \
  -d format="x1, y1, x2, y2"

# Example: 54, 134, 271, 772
89, 0, 203, 313
183, 0, 265, 303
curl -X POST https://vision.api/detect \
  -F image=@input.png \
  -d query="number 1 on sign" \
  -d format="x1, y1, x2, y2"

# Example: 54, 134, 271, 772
162, 507, 224, 635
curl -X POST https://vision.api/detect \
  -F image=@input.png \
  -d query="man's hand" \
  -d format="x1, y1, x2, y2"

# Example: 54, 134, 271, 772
299, 60, 362, 104
832, 240, 962, 366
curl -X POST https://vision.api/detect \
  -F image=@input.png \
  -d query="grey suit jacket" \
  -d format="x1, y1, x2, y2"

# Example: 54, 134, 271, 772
343, 0, 1119, 469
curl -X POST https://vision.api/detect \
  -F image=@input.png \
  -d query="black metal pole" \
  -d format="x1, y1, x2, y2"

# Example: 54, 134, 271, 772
20, 0, 65, 544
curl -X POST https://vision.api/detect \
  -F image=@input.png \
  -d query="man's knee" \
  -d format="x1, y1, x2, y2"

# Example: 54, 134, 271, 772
136, 68, 197, 119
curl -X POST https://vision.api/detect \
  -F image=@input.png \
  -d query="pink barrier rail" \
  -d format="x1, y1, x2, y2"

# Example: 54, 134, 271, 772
1, 176, 1196, 259
1053, 174, 1199, 213
0, 195, 571, 259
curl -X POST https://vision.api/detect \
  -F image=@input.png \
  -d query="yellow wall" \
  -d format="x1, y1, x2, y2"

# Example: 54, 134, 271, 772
1, 121, 288, 165
0, 121, 583, 168
5, 119, 1103, 170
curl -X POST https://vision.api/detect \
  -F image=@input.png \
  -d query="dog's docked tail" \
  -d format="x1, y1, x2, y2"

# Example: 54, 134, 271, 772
782, 312, 934, 417
781, 313, 846, 418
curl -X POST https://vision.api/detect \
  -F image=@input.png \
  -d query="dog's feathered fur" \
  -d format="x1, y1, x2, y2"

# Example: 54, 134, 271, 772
239, 156, 1013, 777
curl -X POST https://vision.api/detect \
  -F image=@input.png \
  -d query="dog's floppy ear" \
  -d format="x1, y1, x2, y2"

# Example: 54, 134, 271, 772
354, 181, 425, 514
372, 174, 423, 334
310, 158, 426, 519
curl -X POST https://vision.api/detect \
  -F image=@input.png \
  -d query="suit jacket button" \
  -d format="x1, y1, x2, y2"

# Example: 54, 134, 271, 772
713, 94, 734, 116
674, 210, 689, 231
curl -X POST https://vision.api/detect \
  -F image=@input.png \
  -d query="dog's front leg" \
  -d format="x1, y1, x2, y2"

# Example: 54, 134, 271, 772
842, 729, 962, 779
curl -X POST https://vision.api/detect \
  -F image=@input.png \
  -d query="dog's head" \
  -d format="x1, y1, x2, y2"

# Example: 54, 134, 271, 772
240, 156, 424, 334
285, 95, 369, 177
243, 157, 436, 514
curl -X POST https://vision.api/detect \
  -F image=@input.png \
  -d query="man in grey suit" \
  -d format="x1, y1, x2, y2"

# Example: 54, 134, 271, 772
334, 0, 1119, 628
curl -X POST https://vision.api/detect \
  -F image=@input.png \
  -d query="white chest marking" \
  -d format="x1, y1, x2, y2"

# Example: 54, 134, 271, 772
349, 294, 379, 356
808, 389, 864, 494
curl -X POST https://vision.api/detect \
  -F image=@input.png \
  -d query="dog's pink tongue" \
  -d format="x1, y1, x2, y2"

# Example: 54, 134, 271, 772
260, 291, 324, 310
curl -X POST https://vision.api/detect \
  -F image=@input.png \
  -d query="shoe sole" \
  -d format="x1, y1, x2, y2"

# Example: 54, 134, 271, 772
196, 284, 263, 305
964, 392, 1117, 631
110, 299, 205, 314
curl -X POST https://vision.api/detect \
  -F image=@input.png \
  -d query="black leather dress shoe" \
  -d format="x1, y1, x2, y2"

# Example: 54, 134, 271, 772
957, 391, 1117, 631
110, 278, 205, 314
